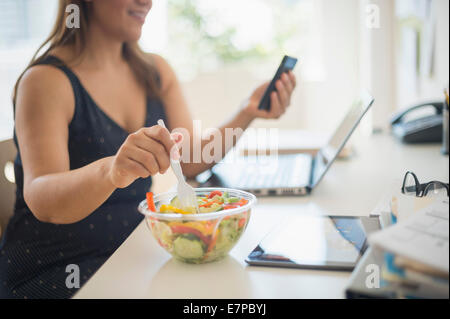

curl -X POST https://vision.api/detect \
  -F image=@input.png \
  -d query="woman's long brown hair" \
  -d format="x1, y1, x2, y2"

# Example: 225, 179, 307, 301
13, 0, 161, 106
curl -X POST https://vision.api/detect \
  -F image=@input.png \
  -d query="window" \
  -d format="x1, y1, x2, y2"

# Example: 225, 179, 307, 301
141, 0, 325, 82
0, 0, 58, 139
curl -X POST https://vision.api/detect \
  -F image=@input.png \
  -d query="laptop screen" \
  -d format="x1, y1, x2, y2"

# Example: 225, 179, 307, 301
311, 91, 374, 188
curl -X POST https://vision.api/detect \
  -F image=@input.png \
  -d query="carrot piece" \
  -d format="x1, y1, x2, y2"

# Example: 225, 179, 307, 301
237, 199, 248, 207
146, 192, 156, 212
199, 200, 220, 208
238, 217, 246, 228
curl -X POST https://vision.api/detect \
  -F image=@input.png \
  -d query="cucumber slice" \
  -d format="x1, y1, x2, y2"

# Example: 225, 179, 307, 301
173, 236, 205, 260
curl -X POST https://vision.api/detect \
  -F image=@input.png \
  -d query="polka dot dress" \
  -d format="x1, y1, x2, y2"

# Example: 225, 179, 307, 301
0, 56, 166, 299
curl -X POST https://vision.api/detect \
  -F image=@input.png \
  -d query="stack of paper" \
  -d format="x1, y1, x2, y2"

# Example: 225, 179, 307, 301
368, 198, 449, 299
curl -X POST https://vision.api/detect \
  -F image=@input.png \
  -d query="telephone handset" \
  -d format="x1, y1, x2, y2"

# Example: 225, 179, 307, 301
391, 102, 444, 144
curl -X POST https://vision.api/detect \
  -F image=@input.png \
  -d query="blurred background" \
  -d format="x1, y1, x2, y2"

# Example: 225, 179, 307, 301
0, 0, 449, 140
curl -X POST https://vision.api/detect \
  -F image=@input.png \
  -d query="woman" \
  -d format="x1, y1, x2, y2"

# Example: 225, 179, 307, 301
0, 0, 296, 299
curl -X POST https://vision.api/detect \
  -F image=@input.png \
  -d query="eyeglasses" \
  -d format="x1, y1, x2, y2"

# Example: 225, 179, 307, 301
401, 171, 449, 198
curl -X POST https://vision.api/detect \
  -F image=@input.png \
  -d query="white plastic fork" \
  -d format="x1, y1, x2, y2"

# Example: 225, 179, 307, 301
158, 119, 199, 214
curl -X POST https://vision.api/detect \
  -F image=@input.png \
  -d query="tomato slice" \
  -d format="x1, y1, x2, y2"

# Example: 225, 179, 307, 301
208, 190, 223, 199
170, 225, 211, 245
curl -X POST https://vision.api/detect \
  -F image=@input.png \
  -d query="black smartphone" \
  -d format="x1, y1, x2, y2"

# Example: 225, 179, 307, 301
258, 55, 298, 111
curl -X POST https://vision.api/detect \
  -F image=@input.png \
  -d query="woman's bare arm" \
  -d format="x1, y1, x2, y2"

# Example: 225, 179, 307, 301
15, 66, 175, 224
15, 66, 116, 224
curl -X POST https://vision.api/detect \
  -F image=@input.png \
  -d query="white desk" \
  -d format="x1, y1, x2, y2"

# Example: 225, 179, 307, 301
74, 133, 449, 299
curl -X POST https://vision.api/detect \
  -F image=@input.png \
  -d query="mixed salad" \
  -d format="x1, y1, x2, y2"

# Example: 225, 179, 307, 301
145, 190, 250, 263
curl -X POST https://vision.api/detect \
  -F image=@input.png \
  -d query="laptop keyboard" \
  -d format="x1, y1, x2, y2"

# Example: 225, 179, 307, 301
212, 154, 313, 190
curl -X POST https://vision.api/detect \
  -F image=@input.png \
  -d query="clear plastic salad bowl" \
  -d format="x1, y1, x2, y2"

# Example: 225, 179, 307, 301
138, 188, 257, 264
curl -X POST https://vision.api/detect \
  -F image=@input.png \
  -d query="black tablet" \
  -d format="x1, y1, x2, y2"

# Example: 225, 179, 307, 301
245, 215, 380, 271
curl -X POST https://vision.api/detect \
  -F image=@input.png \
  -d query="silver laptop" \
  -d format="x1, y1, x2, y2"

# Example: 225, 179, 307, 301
197, 91, 375, 196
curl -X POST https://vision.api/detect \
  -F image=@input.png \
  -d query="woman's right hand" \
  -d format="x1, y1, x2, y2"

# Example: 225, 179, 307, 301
108, 125, 180, 189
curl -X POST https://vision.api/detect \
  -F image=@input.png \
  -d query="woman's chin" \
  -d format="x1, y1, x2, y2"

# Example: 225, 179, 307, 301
121, 29, 143, 43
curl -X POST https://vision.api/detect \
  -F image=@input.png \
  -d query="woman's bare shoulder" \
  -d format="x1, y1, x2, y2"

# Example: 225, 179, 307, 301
22, 47, 77, 89
146, 52, 168, 69
146, 53, 177, 93
20, 62, 70, 86
16, 62, 75, 121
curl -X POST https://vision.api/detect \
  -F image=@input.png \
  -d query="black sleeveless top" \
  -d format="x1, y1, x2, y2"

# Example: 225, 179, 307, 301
0, 56, 166, 299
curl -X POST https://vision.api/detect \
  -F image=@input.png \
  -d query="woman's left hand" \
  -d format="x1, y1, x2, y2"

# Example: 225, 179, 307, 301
241, 71, 297, 120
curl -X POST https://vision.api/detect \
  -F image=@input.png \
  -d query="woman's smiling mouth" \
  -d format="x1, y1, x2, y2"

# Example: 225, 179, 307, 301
128, 10, 147, 23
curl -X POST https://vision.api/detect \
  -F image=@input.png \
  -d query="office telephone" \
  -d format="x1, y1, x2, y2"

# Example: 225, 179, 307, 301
391, 102, 444, 144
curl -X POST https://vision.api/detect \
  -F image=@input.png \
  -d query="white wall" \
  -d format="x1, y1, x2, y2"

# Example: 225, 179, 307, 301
412, 0, 449, 105
359, 0, 397, 131
394, 0, 449, 109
